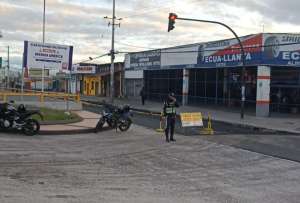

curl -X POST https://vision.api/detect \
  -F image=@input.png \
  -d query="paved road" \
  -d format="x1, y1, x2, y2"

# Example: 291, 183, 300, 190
84, 104, 300, 163
0, 126, 300, 202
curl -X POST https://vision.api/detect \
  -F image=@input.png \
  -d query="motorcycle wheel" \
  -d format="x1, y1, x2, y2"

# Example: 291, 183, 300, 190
22, 119, 40, 136
0, 120, 11, 130
95, 117, 105, 133
118, 118, 132, 132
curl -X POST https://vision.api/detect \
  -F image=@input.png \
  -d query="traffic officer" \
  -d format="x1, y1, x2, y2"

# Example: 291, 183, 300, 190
163, 92, 179, 142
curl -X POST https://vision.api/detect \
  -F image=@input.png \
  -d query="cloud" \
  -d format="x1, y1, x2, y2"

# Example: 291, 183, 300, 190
1, 0, 300, 71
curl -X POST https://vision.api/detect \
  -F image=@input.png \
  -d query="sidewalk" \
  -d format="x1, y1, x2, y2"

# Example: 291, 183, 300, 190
81, 95, 300, 134
40, 111, 100, 135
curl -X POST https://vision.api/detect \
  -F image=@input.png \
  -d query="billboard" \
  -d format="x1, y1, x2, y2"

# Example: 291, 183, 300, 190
196, 34, 263, 68
127, 50, 161, 70
125, 33, 300, 70
262, 33, 300, 66
161, 34, 263, 68
23, 41, 73, 71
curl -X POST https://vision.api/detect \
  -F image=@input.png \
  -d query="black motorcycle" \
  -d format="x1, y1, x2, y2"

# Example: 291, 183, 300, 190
95, 104, 132, 132
0, 103, 43, 136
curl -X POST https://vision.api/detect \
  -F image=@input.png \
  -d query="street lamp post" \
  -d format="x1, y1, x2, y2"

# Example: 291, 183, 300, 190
42, 0, 46, 92
168, 14, 246, 119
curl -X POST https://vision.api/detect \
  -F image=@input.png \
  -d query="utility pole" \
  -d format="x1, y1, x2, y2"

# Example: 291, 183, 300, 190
110, 0, 115, 103
105, 0, 122, 103
42, 0, 46, 92
7, 46, 9, 89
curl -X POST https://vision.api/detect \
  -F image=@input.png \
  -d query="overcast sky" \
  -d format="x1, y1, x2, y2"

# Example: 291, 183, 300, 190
1, 0, 300, 71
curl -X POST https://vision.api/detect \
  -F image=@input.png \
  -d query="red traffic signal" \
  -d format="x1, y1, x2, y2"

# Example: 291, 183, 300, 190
168, 13, 177, 32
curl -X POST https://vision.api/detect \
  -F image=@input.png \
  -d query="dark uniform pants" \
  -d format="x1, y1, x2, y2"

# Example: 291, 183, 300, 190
165, 116, 175, 140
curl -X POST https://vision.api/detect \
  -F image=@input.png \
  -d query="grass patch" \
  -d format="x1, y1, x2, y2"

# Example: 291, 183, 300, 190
30, 107, 79, 122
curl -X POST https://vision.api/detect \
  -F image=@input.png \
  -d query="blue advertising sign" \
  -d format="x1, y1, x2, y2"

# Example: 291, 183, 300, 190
196, 34, 263, 68
262, 34, 300, 66
125, 33, 300, 70
129, 50, 161, 70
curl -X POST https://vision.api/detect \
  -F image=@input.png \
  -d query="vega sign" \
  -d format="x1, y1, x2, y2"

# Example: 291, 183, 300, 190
23, 41, 73, 71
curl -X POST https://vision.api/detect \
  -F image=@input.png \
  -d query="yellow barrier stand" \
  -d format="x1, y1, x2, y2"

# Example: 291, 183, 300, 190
156, 112, 165, 133
39, 93, 45, 103
200, 113, 214, 135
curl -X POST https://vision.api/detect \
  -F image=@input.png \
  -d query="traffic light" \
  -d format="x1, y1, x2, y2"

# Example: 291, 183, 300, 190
0, 57, 2, 68
168, 13, 177, 32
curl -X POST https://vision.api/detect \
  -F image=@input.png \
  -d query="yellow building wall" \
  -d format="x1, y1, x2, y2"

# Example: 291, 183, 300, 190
83, 76, 101, 96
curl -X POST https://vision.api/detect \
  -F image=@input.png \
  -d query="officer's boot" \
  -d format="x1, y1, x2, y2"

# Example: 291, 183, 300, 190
165, 130, 169, 142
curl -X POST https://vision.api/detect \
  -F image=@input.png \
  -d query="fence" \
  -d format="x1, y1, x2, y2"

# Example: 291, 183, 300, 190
0, 88, 80, 103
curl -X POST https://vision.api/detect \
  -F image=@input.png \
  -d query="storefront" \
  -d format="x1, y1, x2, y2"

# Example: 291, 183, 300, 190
270, 67, 300, 113
72, 64, 98, 96
124, 70, 144, 97
73, 62, 124, 97
124, 33, 300, 116
83, 75, 100, 96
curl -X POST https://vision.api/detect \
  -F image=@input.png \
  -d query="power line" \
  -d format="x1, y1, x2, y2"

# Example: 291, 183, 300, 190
73, 53, 109, 65
115, 40, 160, 50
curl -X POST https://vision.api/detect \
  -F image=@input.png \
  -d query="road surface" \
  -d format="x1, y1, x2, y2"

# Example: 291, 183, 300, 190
0, 125, 300, 202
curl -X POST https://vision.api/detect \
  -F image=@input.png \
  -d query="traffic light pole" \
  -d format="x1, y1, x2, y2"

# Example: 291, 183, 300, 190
174, 17, 246, 119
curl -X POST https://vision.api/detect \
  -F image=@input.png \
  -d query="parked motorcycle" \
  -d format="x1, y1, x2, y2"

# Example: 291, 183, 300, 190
0, 102, 43, 136
95, 104, 132, 132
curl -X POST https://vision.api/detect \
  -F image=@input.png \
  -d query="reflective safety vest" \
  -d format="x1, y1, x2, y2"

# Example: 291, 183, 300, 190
164, 102, 176, 115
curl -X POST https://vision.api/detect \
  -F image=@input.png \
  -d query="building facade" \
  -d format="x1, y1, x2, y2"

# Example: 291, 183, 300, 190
124, 33, 300, 117
72, 62, 124, 97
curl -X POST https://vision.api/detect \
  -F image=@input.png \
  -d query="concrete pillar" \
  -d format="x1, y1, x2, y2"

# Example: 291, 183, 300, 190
182, 69, 189, 106
256, 66, 271, 117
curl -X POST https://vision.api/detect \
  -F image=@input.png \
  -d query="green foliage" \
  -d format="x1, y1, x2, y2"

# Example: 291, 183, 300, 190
31, 107, 79, 122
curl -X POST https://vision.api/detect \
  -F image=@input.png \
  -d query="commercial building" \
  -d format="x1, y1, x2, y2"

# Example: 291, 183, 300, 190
71, 62, 124, 97
124, 33, 300, 116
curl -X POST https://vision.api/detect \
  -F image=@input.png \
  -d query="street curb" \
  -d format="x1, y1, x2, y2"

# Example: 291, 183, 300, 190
82, 100, 300, 135
39, 126, 111, 135
82, 100, 161, 115
131, 109, 300, 135
39, 128, 94, 135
